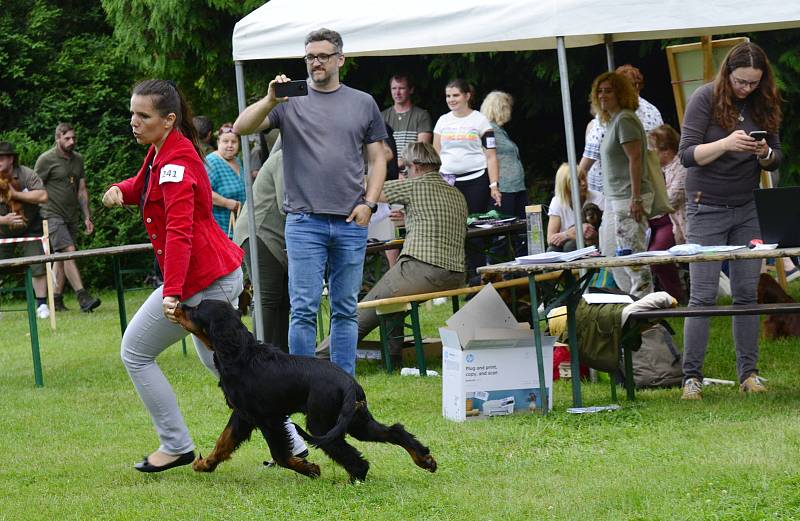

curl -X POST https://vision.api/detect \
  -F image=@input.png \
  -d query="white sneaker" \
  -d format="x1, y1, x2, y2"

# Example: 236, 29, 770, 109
36, 304, 50, 319
264, 418, 308, 467
285, 417, 309, 457
717, 273, 731, 298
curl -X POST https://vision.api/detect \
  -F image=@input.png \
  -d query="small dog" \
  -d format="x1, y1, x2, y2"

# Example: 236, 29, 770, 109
174, 300, 437, 483
757, 272, 800, 339
581, 202, 603, 247
0, 175, 27, 230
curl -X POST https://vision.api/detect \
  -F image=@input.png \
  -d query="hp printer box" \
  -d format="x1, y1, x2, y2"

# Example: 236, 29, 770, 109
440, 285, 554, 422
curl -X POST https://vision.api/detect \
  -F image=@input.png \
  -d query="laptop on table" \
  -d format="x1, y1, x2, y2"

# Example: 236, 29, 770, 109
753, 187, 800, 248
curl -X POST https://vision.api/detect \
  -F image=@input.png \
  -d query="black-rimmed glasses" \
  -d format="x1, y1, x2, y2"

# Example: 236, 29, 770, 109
303, 53, 340, 64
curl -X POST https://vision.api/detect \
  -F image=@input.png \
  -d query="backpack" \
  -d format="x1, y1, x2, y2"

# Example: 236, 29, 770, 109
630, 324, 683, 389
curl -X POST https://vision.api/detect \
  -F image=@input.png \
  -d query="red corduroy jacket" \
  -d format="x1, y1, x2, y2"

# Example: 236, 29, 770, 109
114, 130, 243, 299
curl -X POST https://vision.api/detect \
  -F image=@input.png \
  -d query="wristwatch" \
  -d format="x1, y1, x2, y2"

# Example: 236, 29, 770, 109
364, 200, 378, 213
759, 147, 774, 162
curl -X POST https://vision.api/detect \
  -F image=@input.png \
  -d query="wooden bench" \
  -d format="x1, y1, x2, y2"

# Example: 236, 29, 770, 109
356, 271, 564, 374
628, 302, 800, 319
614, 301, 800, 401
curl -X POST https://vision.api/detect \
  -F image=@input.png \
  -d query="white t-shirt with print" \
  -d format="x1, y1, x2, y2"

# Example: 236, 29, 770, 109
434, 110, 492, 178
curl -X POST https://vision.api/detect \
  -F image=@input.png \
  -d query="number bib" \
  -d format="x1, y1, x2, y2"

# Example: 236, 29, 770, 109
159, 164, 185, 184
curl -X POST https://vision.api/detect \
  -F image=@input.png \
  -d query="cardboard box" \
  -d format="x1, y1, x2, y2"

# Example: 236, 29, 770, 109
440, 285, 554, 421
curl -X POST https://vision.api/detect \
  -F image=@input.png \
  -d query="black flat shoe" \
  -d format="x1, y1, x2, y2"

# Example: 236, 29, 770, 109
134, 450, 195, 473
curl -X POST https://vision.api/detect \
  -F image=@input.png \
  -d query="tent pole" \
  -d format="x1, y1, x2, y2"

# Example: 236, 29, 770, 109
604, 34, 615, 71
235, 60, 265, 341
556, 36, 585, 251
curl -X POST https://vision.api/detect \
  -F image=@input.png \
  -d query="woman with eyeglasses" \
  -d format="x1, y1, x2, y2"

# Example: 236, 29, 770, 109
205, 123, 246, 238
677, 41, 783, 400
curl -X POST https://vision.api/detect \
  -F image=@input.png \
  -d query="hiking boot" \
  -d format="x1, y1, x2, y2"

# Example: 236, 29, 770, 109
54, 294, 69, 312
77, 289, 101, 312
36, 304, 50, 319
740, 373, 767, 394
681, 377, 703, 400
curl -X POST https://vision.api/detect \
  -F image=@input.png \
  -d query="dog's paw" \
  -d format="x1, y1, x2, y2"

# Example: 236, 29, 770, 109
417, 454, 437, 473
305, 462, 321, 478
192, 456, 215, 473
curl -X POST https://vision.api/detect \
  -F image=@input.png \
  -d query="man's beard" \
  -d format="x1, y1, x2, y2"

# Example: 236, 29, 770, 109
310, 68, 329, 85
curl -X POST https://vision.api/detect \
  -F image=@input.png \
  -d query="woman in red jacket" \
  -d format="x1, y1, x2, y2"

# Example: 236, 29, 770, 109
102, 80, 246, 472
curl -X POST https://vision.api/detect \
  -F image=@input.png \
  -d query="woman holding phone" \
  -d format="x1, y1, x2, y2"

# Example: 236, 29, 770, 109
677, 41, 783, 400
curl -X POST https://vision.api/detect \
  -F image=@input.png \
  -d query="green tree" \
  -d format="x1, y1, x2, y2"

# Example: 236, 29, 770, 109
0, 0, 147, 288
101, 0, 267, 123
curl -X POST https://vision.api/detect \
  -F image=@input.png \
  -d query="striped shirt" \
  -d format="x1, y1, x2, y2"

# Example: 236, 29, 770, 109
382, 105, 433, 155
383, 171, 467, 272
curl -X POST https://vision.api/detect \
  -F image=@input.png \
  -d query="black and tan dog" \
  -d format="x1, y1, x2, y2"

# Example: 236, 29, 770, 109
174, 300, 437, 483
757, 272, 800, 340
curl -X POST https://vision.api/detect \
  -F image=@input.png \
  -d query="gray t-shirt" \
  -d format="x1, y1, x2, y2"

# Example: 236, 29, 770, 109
269, 84, 387, 216
601, 109, 652, 200
678, 82, 782, 207
381, 105, 432, 155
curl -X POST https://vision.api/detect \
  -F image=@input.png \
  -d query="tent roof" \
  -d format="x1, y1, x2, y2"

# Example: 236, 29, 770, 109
232, 0, 800, 61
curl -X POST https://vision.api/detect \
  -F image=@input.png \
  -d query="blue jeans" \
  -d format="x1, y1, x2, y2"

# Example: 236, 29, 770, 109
285, 212, 367, 375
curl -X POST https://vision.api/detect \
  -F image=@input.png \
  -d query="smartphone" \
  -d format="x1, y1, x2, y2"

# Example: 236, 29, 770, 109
274, 80, 308, 98
749, 130, 767, 141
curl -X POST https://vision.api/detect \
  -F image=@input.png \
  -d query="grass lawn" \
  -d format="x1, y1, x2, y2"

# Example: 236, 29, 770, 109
1, 287, 799, 520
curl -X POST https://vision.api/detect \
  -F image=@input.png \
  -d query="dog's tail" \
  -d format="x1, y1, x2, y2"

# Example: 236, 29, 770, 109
293, 384, 358, 447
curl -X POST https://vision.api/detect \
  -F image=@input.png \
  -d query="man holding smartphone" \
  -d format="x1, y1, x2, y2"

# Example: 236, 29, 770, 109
234, 27, 387, 376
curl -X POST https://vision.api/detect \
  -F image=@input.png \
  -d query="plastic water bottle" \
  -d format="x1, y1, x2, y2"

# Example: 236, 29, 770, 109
526, 205, 545, 255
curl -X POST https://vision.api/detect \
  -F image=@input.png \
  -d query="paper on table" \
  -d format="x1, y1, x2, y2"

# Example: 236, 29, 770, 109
669, 244, 746, 255
626, 250, 672, 258
516, 246, 597, 264
752, 243, 778, 250
582, 293, 634, 304
698, 245, 747, 253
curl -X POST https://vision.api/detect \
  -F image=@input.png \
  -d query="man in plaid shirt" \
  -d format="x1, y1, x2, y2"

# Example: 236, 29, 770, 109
317, 142, 468, 368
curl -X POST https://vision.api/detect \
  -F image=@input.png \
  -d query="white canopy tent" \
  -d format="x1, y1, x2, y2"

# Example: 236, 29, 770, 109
233, 0, 800, 59
231, 0, 800, 337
